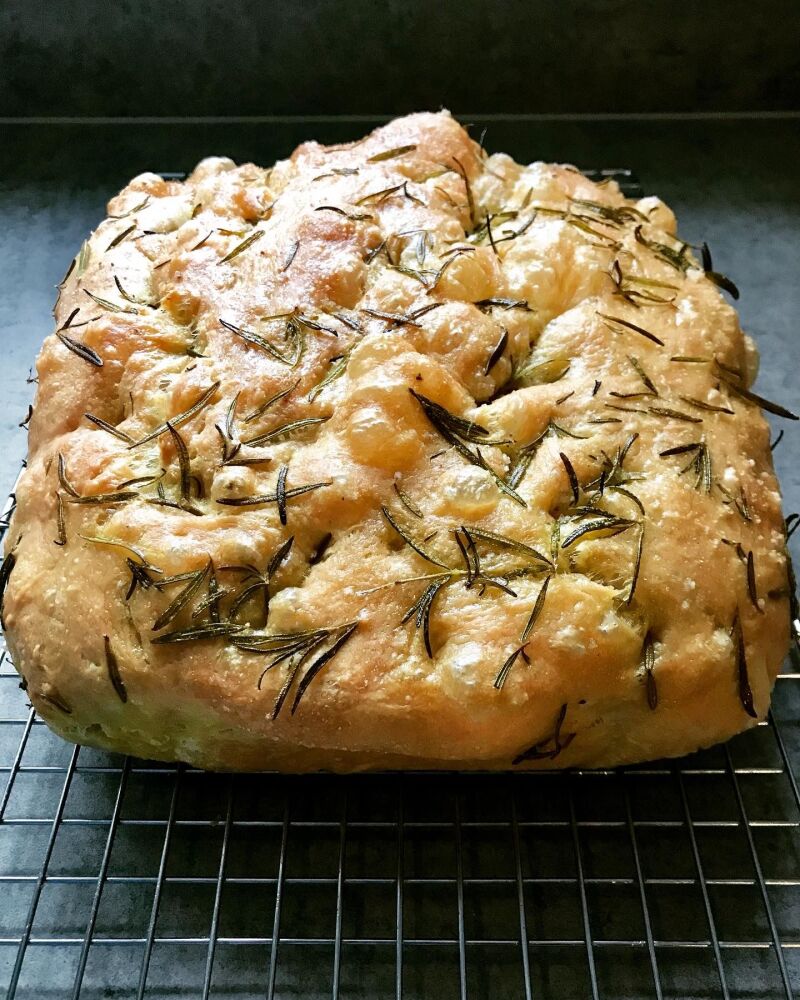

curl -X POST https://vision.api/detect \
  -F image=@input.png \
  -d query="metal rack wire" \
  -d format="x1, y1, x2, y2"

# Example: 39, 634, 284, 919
1, 170, 799, 998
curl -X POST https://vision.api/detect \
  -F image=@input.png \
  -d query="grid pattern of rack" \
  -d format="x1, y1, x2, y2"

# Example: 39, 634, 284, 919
1, 168, 799, 999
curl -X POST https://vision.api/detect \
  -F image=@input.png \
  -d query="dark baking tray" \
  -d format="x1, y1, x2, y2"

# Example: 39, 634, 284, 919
1, 170, 798, 1000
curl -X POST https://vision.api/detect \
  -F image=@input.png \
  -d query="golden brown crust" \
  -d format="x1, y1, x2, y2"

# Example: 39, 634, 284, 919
2, 111, 790, 771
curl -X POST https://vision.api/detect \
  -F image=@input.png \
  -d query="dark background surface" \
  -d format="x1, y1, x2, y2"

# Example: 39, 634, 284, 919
2, 0, 800, 117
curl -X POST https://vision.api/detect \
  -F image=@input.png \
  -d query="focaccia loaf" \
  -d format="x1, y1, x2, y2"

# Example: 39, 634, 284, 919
1, 111, 793, 770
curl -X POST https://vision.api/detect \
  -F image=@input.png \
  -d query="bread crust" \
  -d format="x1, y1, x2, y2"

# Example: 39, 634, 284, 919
1, 111, 790, 771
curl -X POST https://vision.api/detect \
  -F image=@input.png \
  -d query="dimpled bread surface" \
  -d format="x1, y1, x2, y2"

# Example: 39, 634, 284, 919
1, 111, 791, 771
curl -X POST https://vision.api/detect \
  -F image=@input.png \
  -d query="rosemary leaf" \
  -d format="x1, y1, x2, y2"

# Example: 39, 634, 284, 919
290, 622, 359, 713
244, 380, 300, 423
485, 329, 508, 375
56, 332, 104, 367
243, 416, 329, 448
512, 703, 575, 764
521, 574, 552, 643
104, 635, 127, 702
83, 288, 137, 314
152, 560, 211, 631
218, 229, 264, 265
57, 453, 80, 497
648, 406, 702, 424
381, 506, 448, 568
367, 144, 417, 162
131, 382, 220, 447
106, 224, 136, 251
152, 622, 243, 644
0, 551, 16, 620
597, 312, 665, 346
559, 452, 580, 506
394, 483, 423, 519
561, 516, 635, 549
746, 550, 763, 614
627, 525, 644, 605
85, 413, 135, 443
641, 632, 657, 709
220, 318, 301, 366
54, 492, 67, 546
732, 610, 757, 718
716, 372, 798, 421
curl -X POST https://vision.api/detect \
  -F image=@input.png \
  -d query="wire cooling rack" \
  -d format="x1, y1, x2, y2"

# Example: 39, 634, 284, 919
1, 169, 799, 1000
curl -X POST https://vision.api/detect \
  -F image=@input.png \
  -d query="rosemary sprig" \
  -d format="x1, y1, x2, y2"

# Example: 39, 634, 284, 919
225, 536, 294, 627
409, 389, 524, 506
280, 240, 300, 272
400, 576, 450, 657
628, 356, 658, 395
571, 197, 647, 226
104, 635, 127, 703
220, 317, 302, 366
361, 303, 440, 328
660, 441, 712, 493
239, 621, 358, 718
512, 703, 575, 764
648, 405, 702, 424
67, 489, 139, 506
40, 692, 73, 714
513, 355, 571, 387
507, 422, 588, 491
560, 452, 580, 506
451, 157, 475, 226
462, 527, 553, 571
700, 245, 740, 299
716, 482, 752, 522
633, 225, 691, 272
215, 392, 241, 463
216, 467, 331, 525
